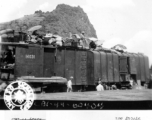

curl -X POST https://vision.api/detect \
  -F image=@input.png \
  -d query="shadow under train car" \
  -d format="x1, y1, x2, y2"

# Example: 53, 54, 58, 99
17, 76, 67, 93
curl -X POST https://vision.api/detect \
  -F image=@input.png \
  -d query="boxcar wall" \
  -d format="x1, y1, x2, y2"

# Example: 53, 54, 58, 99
14, 45, 150, 90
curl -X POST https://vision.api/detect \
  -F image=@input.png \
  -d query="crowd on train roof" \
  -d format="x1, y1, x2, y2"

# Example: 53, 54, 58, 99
0, 25, 128, 54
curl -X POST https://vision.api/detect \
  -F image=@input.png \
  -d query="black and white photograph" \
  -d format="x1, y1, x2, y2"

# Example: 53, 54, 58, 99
0, 0, 152, 119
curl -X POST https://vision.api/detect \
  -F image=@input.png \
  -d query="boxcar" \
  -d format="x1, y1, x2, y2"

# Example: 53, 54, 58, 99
0, 43, 150, 91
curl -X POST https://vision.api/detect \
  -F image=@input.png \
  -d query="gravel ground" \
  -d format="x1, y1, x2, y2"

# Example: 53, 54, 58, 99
0, 89, 151, 101
34, 89, 152, 101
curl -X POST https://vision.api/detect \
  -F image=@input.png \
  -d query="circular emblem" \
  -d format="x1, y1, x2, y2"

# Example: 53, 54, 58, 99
4, 81, 35, 110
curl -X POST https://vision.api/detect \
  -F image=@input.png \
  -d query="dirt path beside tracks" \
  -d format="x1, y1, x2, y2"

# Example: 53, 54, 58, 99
0, 89, 151, 101
35, 89, 152, 101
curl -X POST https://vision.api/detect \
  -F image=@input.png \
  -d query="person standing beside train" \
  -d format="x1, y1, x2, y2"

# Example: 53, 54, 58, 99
67, 76, 73, 92
96, 78, 104, 91
0, 81, 7, 96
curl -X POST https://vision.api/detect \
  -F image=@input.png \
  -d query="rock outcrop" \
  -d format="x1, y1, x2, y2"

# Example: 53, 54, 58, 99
0, 4, 97, 38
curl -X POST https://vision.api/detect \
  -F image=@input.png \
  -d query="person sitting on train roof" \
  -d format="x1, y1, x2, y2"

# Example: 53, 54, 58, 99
62, 36, 73, 46
27, 31, 37, 43
29, 30, 43, 44
89, 40, 96, 50
43, 32, 52, 45
62, 33, 83, 47
52, 34, 63, 46
48, 36, 57, 46
45, 32, 53, 38
71, 34, 80, 47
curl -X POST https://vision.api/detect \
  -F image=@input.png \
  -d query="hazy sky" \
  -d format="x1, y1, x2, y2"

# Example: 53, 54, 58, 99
0, 0, 152, 65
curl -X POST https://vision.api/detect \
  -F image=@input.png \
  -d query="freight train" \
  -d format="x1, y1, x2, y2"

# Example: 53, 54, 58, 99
0, 42, 150, 92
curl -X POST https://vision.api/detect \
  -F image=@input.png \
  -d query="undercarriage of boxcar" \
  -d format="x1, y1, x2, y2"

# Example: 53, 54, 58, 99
0, 42, 150, 92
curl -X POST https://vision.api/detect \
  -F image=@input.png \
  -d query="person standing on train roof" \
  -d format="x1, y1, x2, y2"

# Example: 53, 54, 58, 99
67, 76, 73, 92
80, 31, 90, 49
96, 79, 104, 91
81, 31, 85, 38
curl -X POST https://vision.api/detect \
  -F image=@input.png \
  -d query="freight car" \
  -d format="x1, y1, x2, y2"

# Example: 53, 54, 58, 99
0, 42, 150, 92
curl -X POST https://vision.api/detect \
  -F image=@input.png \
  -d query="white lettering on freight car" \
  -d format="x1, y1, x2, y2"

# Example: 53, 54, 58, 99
25, 55, 35, 59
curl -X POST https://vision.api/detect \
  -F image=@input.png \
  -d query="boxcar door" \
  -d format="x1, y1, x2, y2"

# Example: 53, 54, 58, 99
43, 48, 55, 77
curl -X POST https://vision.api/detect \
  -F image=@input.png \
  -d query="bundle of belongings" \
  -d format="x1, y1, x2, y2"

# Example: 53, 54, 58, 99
43, 33, 93, 48
27, 31, 62, 46
62, 34, 98, 49
0, 26, 101, 50
43, 33, 63, 46
0, 28, 28, 43
26, 30, 43, 45
63, 34, 80, 47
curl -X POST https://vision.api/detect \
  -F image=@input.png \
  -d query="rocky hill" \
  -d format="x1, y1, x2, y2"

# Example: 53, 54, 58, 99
0, 4, 97, 38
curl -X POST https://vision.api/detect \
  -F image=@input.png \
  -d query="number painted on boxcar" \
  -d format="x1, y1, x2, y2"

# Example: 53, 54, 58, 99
25, 55, 35, 59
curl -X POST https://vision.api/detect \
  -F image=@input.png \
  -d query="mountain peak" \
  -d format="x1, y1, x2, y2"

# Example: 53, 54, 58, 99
0, 4, 97, 38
